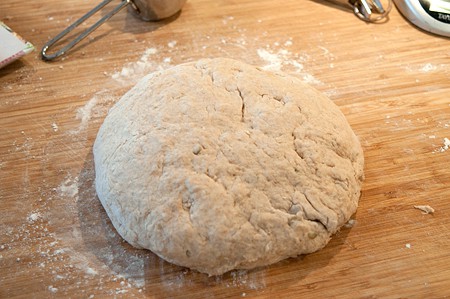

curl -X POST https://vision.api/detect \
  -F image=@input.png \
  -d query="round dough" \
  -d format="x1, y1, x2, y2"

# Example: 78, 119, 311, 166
93, 58, 364, 275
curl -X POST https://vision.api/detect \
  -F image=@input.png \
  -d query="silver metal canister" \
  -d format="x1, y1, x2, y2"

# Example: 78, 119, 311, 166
130, 0, 186, 21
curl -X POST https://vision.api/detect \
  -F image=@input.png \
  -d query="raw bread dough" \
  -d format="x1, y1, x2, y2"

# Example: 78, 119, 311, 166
93, 58, 364, 275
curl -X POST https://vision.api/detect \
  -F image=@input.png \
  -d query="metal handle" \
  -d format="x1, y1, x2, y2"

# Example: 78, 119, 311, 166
352, 0, 392, 22
326, 0, 392, 22
41, 0, 131, 61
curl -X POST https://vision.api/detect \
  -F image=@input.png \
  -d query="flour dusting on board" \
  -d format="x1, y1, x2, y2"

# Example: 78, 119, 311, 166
403, 63, 449, 73
257, 47, 322, 85
49, 174, 148, 294
74, 96, 98, 133
111, 47, 172, 85
433, 137, 450, 153
72, 92, 117, 134
57, 176, 79, 200
51, 122, 59, 132
27, 211, 42, 223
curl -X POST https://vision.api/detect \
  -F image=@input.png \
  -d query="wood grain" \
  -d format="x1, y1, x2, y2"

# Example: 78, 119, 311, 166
1, 0, 449, 298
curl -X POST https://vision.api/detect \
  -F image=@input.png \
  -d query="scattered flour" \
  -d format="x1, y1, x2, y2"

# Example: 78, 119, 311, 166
57, 176, 79, 200
72, 92, 117, 134
257, 48, 322, 84
111, 47, 172, 85
167, 40, 177, 48
222, 15, 234, 25
53, 248, 66, 255
230, 270, 267, 290
75, 96, 98, 133
433, 137, 450, 153
420, 63, 437, 72
405, 244, 411, 249
51, 122, 59, 132
48, 285, 58, 293
27, 212, 42, 223
86, 267, 98, 276
440, 137, 450, 152
404, 63, 449, 73
257, 48, 303, 72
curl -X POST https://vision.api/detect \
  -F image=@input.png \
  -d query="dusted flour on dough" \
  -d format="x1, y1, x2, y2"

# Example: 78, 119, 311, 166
93, 58, 364, 275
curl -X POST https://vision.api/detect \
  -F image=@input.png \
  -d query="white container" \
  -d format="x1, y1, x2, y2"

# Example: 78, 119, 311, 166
394, 0, 450, 37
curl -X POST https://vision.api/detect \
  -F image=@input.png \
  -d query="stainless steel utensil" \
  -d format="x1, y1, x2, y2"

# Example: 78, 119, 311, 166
41, 0, 186, 61
326, 0, 392, 22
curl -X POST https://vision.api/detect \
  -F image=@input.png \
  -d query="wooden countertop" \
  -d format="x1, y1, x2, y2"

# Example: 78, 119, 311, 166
1, 0, 449, 298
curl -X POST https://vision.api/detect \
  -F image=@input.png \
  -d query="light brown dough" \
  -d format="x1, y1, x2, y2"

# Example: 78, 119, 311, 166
93, 58, 364, 275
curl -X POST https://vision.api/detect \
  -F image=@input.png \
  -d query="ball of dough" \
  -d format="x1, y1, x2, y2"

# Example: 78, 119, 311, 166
93, 58, 364, 275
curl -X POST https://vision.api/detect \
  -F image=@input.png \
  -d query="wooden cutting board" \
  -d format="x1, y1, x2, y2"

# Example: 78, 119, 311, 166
1, 0, 449, 298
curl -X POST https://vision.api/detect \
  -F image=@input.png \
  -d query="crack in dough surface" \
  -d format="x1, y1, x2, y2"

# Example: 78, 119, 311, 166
93, 58, 364, 275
